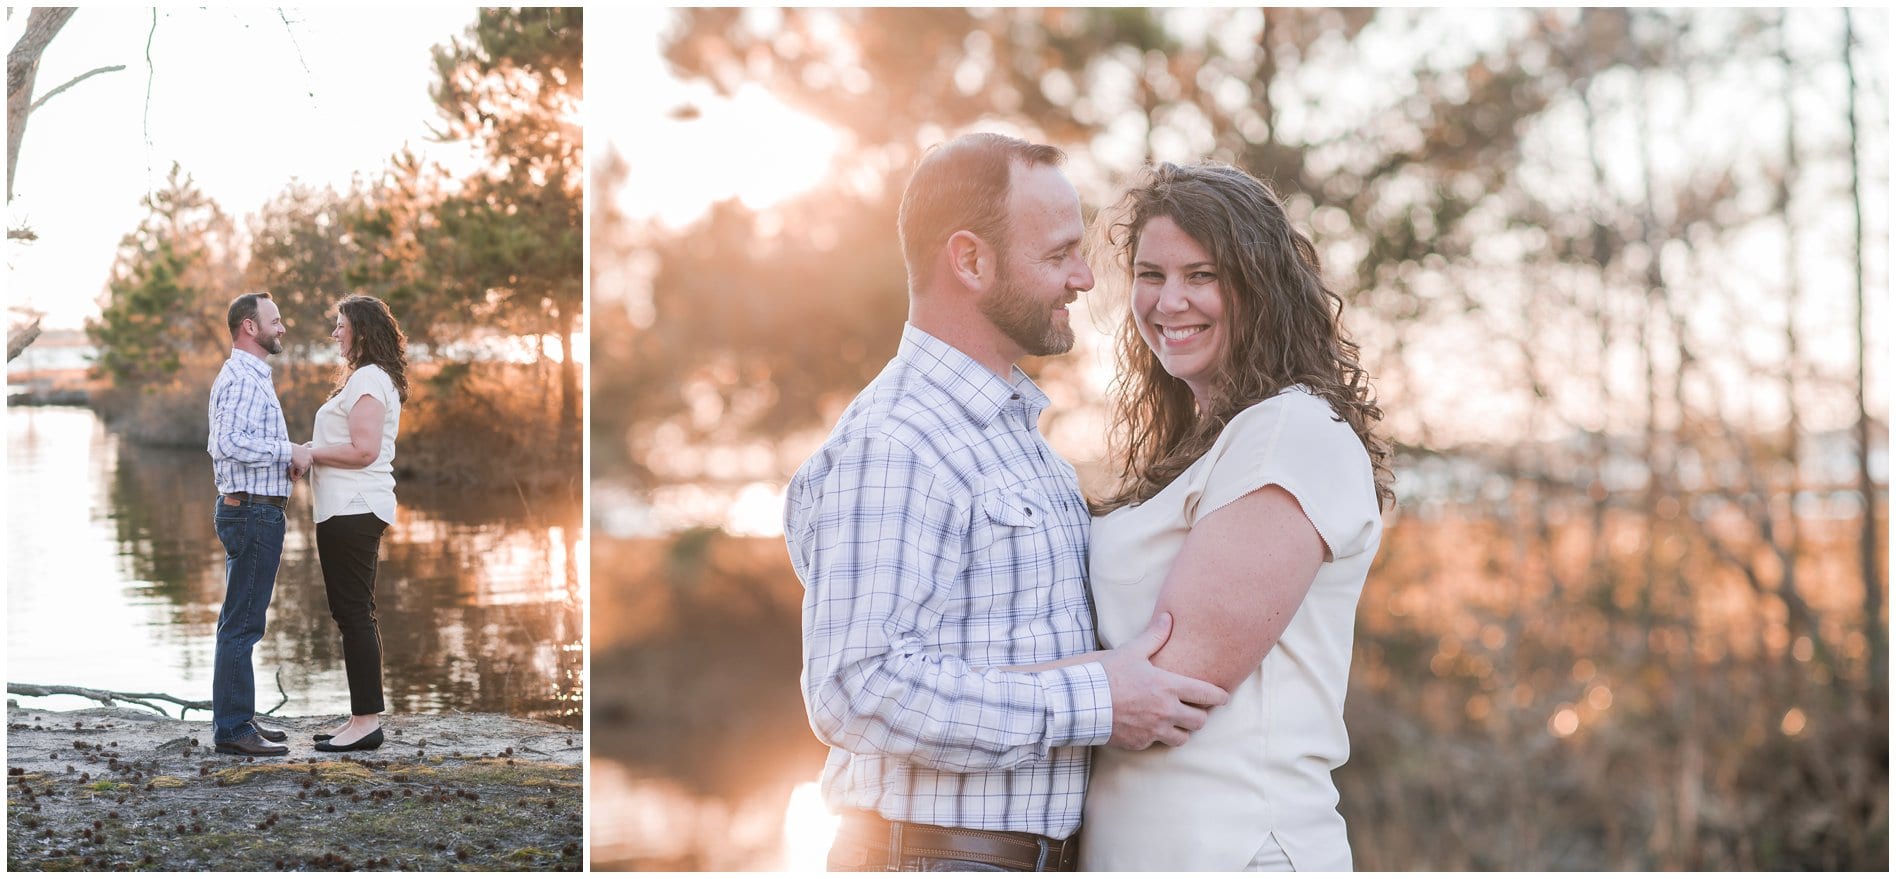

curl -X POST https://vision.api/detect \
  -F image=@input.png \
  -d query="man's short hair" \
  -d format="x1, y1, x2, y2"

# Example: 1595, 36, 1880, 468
898, 132, 1065, 291
227, 291, 274, 341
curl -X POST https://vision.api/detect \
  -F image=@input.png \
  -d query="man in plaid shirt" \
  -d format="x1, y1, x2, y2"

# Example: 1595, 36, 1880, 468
786, 133, 1228, 872
206, 292, 312, 757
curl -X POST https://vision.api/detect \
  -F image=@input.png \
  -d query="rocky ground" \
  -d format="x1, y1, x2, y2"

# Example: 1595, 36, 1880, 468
5, 705, 582, 871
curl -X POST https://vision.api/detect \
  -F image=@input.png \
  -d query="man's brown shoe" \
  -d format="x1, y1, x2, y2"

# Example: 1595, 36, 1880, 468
251, 720, 289, 743
214, 732, 289, 757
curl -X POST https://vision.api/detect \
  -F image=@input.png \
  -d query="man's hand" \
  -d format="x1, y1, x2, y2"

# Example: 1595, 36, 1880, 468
289, 442, 313, 483
1099, 612, 1228, 750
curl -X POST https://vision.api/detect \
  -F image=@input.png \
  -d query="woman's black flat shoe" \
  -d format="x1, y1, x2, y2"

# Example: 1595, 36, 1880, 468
313, 728, 383, 752
314, 718, 353, 741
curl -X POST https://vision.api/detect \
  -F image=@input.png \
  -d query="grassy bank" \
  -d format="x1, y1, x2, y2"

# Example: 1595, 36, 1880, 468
5, 707, 581, 872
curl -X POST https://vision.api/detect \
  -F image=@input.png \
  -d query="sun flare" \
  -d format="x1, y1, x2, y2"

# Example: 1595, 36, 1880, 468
616, 83, 841, 229
781, 781, 841, 871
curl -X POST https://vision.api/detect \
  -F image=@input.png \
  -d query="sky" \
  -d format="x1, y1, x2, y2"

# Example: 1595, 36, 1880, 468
6, 6, 486, 330
589, 6, 842, 230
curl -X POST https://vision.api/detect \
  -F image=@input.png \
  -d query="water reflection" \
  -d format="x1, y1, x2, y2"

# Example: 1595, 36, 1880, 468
7, 406, 582, 728
591, 761, 832, 871
590, 532, 827, 868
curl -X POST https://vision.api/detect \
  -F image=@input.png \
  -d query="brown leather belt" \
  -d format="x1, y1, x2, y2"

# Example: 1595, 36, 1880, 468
834, 811, 1079, 872
222, 492, 288, 509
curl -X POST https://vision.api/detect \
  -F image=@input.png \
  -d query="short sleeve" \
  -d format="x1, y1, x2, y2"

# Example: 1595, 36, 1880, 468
1190, 390, 1380, 560
342, 365, 395, 413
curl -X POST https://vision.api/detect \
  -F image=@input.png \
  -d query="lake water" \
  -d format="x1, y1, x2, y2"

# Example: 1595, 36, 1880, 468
586, 534, 832, 869
6, 405, 583, 728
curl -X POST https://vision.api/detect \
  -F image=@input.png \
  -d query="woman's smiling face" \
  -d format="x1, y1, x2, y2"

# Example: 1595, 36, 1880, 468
1131, 214, 1226, 405
333, 311, 355, 362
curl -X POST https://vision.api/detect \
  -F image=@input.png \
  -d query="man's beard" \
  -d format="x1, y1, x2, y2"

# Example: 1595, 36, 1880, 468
979, 269, 1074, 357
259, 331, 284, 355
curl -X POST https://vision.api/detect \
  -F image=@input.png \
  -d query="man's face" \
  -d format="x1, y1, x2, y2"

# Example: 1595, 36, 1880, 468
251, 299, 285, 356
978, 163, 1095, 358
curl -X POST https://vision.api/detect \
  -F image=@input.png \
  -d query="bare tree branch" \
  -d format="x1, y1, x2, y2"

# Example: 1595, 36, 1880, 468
266, 668, 289, 716
7, 7, 79, 203
27, 62, 124, 113
8, 681, 209, 718
8, 315, 43, 361
8, 672, 290, 719
143, 8, 156, 196
276, 8, 314, 85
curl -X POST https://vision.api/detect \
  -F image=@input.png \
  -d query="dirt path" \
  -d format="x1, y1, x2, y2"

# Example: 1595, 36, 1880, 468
6, 705, 581, 871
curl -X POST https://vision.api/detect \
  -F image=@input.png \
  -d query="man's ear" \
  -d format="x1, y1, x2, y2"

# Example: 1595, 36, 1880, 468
947, 230, 991, 293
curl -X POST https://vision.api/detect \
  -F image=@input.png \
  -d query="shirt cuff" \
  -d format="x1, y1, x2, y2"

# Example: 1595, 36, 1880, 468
1038, 660, 1113, 748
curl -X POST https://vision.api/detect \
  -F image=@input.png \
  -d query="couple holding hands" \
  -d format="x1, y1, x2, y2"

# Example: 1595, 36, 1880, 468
787, 133, 1394, 871
205, 291, 407, 758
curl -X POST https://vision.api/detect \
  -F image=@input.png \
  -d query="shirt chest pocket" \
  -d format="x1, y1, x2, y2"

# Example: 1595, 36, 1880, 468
983, 484, 1051, 528
966, 478, 1059, 588
953, 477, 1087, 654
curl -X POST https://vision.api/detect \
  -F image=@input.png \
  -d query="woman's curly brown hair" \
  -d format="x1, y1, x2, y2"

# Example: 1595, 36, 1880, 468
1092, 162, 1394, 514
329, 294, 409, 404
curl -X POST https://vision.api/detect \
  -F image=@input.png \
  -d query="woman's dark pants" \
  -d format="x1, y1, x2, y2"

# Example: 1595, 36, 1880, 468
316, 512, 390, 715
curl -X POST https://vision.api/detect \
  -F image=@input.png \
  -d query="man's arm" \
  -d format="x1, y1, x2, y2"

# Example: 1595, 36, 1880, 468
1001, 612, 1229, 750
208, 373, 293, 467
795, 434, 1114, 773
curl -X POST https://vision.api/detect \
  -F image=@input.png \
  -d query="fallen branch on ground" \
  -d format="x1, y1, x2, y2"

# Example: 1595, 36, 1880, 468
9, 670, 290, 719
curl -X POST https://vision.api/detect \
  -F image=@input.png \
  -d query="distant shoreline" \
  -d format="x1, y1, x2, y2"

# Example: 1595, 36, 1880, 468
6, 388, 90, 406
6, 401, 582, 492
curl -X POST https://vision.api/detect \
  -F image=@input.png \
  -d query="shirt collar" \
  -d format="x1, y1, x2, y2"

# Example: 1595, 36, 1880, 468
229, 348, 274, 379
897, 323, 1050, 428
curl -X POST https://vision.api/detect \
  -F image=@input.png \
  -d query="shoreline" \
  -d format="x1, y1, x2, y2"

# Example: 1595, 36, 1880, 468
6, 705, 582, 871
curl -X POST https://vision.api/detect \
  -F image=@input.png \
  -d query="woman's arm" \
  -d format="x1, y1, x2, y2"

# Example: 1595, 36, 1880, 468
1001, 487, 1324, 690
1147, 484, 1326, 692
308, 394, 385, 470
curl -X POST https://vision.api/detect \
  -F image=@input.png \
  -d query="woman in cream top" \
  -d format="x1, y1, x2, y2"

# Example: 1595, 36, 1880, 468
1080, 162, 1394, 871
310, 364, 400, 524
301, 294, 407, 754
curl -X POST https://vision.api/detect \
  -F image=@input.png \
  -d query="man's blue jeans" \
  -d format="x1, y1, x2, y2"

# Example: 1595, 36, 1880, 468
211, 496, 285, 743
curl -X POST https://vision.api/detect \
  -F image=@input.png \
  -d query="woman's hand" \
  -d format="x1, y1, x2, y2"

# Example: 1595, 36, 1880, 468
290, 442, 313, 482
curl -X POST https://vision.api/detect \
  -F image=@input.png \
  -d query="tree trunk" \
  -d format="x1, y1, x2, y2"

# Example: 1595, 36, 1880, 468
1775, 11, 1808, 685
1628, 12, 1698, 865
1842, 8, 1884, 686
1573, 41, 1619, 638
557, 301, 579, 465
7, 7, 77, 204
